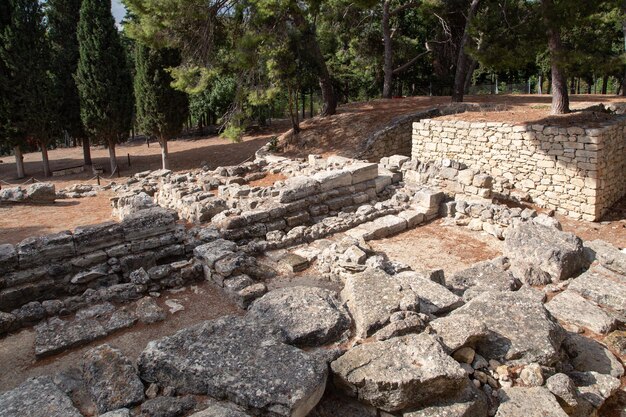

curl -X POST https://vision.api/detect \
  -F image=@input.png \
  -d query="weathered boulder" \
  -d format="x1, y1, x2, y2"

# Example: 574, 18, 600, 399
568, 371, 621, 410
430, 314, 488, 353
562, 332, 624, 378
100, 409, 131, 417
546, 373, 578, 409
138, 316, 327, 417
584, 239, 626, 275
568, 266, 626, 313
402, 380, 488, 417
25, 182, 56, 202
0, 376, 82, 417
451, 290, 565, 366
83, 344, 145, 413
504, 222, 584, 282
373, 311, 427, 341
193, 239, 237, 269
135, 297, 166, 324
308, 393, 378, 417
341, 268, 419, 338
0, 311, 15, 335
35, 317, 108, 357
331, 333, 467, 412
495, 386, 568, 417
0, 244, 17, 274
140, 396, 196, 417
447, 258, 520, 300
190, 402, 253, 417
248, 286, 351, 347
396, 271, 464, 315
545, 290, 616, 334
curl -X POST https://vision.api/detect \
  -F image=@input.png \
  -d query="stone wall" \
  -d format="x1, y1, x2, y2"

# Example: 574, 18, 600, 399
357, 103, 506, 162
412, 116, 626, 221
213, 161, 397, 245
0, 208, 200, 319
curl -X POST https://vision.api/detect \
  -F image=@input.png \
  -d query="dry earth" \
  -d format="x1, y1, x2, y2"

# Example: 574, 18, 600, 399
0, 282, 242, 393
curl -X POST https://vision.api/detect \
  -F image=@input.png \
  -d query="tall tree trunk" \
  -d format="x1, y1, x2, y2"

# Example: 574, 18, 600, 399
14, 145, 25, 179
622, 7, 626, 96
543, 0, 569, 114
602, 76, 609, 94
108, 140, 118, 174
288, 86, 301, 134
538, 74, 542, 94
301, 89, 306, 119
569, 77, 576, 94
82, 137, 92, 169
291, 11, 337, 116
40, 143, 51, 177
452, 0, 480, 102
382, 0, 393, 99
464, 58, 478, 94
159, 137, 169, 170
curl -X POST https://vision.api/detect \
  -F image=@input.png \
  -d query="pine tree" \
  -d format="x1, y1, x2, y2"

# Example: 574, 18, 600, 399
134, 43, 188, 169
47, 0, 92, 168
1, 0, 57, 177
75, 0, 133, 174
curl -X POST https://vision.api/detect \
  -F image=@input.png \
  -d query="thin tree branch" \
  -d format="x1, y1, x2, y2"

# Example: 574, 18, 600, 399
393, 50, 431, 74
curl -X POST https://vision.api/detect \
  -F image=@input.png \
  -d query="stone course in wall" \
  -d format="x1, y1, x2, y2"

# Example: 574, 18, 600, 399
0, 208, 209, 335
412, 115, 626, 221
357, 103, 507, 162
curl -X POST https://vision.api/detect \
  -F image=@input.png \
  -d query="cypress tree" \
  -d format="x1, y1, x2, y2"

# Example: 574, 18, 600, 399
47, 0, 92, 168
75, 0, 133, 175
1, 0, 57, 177
134, 43, 188, 169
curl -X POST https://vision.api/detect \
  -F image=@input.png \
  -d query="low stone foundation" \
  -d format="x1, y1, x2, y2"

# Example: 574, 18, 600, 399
412, 115, 626, 221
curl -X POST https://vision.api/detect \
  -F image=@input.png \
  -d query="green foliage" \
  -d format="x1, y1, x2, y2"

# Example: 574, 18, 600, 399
46, 0, 84, 139
75, 0, 133, 144
134, 43, 189, 140
0, 0, 57, 146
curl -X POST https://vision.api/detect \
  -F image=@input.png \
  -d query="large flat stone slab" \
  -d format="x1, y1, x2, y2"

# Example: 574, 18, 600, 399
568, 266, 626, 313
447, 258, 520, 300
396, 271, 464, 315
138, 315, 327, 417
341, 268, 418, 338
545, 290, 617, 334
0, 376, 82, 417
248, 286, 351, 347
331, 333, 467, 412
402, 380, 488, 417
451, 290, 565, 366
430, 314, 488, 352
35, 317, 108, 357
584, 239, 626, 276
563, 333, 624, 378
82, 344, 145, 413
495, 386, 568, 417
504, 222, 584, 282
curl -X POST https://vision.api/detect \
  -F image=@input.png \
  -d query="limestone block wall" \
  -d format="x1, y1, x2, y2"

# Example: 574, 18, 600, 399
0, 208, 199, 316
213, 162, 397, 244
412, 117, 626, 221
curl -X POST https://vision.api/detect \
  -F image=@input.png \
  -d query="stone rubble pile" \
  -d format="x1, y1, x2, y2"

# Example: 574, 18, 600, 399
0, 182, 56, 203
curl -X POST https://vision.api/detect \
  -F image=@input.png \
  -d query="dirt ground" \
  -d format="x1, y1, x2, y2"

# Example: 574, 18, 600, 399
370, 219, 504, 276
0, 281, 242, 393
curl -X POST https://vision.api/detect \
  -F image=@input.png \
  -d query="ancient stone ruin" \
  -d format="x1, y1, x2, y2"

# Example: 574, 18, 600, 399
0, 140, 625, 416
